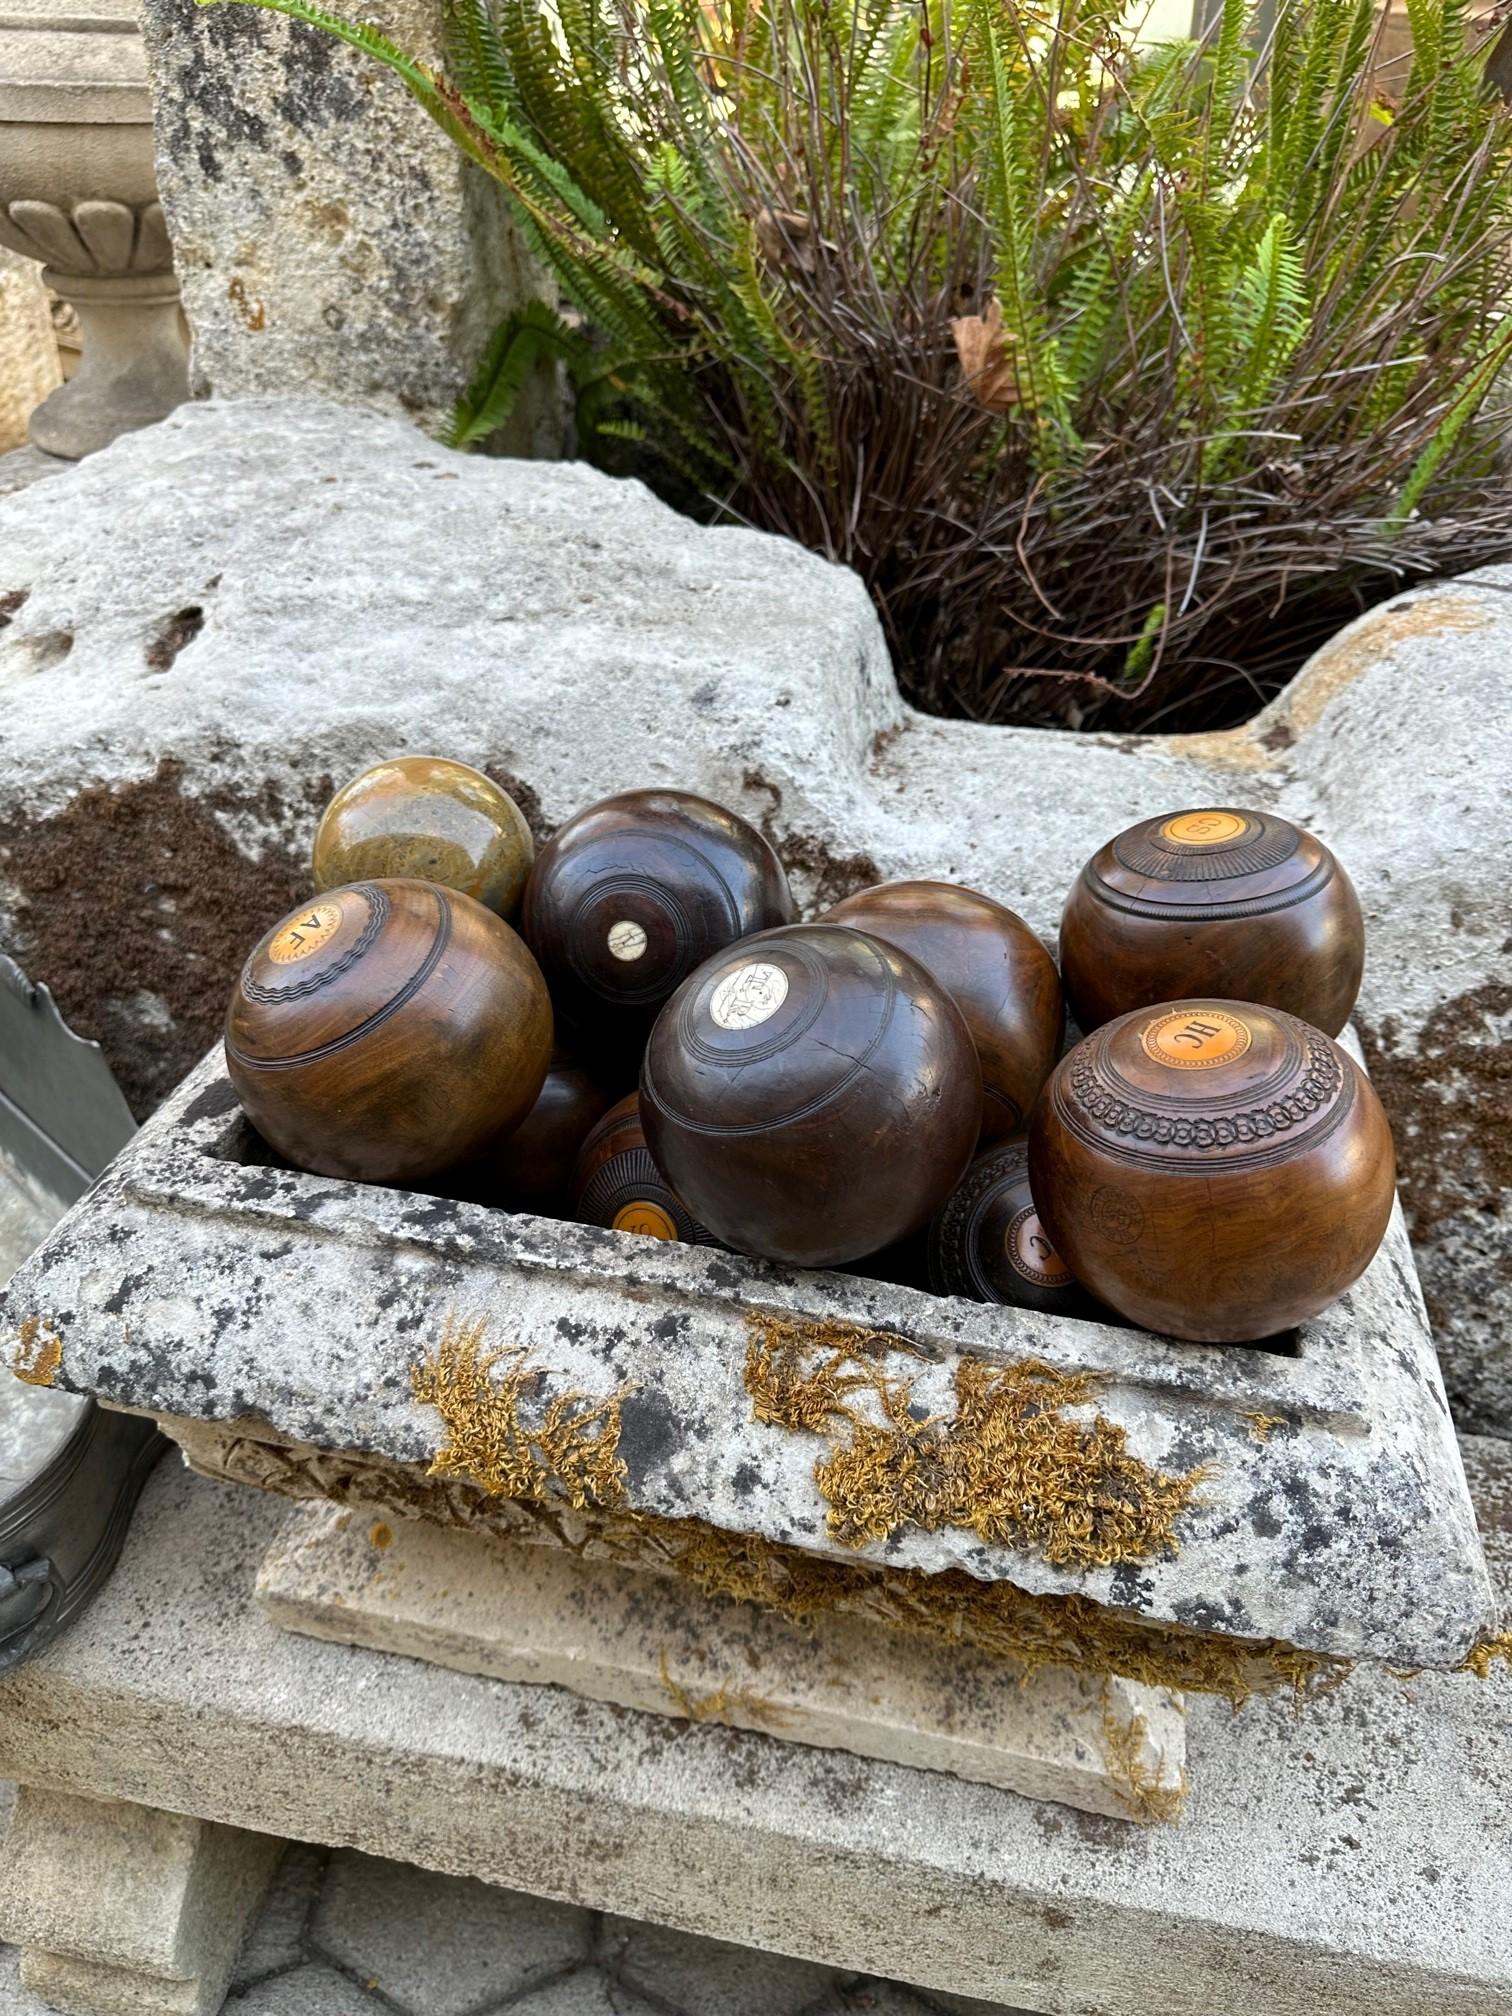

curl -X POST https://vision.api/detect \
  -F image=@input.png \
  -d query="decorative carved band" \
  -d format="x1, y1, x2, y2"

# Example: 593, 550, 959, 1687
241, 884, 392, 1004
1064, 1032, 1344, 1151
0, 198, 173, 279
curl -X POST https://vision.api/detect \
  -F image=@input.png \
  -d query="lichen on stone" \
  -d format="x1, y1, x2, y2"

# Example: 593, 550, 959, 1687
744, 1312, 1210, 1570
174, 1406, 1343, 1704
410, 1314, 629, 1511
613, 1501, 1340, 1705
656, 1649, 791, 1731
1244, 1411, 1286, 1444
11, 1316, 62, 1387
1459, 1631, 1512, 1679
1100, 1682, 1187, 1824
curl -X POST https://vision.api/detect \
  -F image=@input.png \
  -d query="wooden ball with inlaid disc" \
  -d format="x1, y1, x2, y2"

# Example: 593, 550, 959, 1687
522, 790, 796, 1047
459, 1051, 619, 1216
1028, 1000, 1395, 1342
824, 880, 1063, 1141
225, 878, 553, 1185
640, 924, 983, 1268
573, 1093, 718, 1244
1059, 808, 1364, 1036
927, 1137, 1083, 1315
312, 757, 535, 921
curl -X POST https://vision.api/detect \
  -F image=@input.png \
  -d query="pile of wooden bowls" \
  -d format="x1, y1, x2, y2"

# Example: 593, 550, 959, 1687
224, 761, 1395, 1345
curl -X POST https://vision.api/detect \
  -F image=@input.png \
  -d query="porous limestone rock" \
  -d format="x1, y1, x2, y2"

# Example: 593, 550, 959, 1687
0, 1456, 1507, 2016
139, 0, 560, 453
0, 397, 1506, 1432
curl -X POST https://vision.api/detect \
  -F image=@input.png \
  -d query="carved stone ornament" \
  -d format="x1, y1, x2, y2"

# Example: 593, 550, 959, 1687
0, 0, 188, 456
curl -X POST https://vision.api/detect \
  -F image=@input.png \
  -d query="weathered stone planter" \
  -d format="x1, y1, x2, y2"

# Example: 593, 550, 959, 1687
2, 1038, 1491, 1683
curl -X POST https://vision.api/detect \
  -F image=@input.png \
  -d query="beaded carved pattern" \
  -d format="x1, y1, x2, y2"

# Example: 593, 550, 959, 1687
1065, 1031, 1343, 1151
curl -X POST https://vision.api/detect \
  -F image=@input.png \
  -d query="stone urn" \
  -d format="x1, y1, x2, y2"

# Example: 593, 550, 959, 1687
0, 0, 188, 457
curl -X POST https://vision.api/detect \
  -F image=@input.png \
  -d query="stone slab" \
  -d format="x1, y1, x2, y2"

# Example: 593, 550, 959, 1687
3, 1039, 1490, 1672
18, 1952, 200, 2016
0, 1785, 281, 2016
255, 1501, 1186, 1823
0, 1455, 1508, 2016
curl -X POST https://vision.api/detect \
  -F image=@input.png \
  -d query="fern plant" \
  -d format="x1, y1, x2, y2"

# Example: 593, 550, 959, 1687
202, 0, 1512, 728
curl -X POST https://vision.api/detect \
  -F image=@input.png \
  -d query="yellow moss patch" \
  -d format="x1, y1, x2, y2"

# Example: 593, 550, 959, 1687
368, 1522, 394, 1551
745, 1313, 1209, 1571
410, 1314, 628, 1511
613, 1502, 1338, 1707
1460, 1631, 1512, 1679
1244, 1411, 1286, 1445
12, 1317, 62, 1388
407, 1314, 1335, 1704
656, 1649, 791, 1731
1100, 1682, 1187, 1825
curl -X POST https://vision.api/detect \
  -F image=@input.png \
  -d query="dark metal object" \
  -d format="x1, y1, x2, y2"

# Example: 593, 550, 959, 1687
0, 1401, 163, 1674
0, 948, 137, 1202
0, 949, 162, 1671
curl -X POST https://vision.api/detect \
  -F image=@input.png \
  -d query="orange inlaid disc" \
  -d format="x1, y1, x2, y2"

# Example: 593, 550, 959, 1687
612, 1200, 678, 1239
1159, 810, 1248, 846
266, 901, 344, 964
1141, 1007, 1254, 1070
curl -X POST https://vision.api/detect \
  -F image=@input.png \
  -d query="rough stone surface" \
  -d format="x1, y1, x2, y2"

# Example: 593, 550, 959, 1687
0, 397, 1505, 1426
228, 1845, 325, 1994
0, 442, 66, 501
0, 1785, 280, 2015
6, 1040, 1489, 1671
513, 1979, 634, 2016
257, 1504, 1185, 1820
0, 1458, 1507, 2016
601, 1916, 838, 2016
139, 0, 559, 454
314, 1850, 591, 2014
225, 1966, 377, 2016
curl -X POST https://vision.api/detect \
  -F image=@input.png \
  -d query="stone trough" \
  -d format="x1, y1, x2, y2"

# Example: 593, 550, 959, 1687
1, 1037, 1491, 1728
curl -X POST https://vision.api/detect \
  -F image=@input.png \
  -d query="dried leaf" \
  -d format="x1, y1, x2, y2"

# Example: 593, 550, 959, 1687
950, 298, 1019, 413
754, 206, 824, 276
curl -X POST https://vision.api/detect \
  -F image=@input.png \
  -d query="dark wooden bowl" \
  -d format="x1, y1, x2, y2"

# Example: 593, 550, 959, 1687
926, 1136, 1085, 1316
1028, 999, 1396, 1341
640, 923, 983, 1267
573, 1092, 718, 1244
225, 878, 553, 1185
825, 880, 1063, 1142
312, 757, 535, 921
522, 790, 795, 1048
459, 1052, 619, 1215
1059, 809, 1364, 1036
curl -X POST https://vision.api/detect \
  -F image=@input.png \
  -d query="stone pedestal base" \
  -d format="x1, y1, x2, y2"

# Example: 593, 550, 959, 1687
257, 1501, 1187, 1825
29, 267, 187, 460
0, 1785, 282, 2015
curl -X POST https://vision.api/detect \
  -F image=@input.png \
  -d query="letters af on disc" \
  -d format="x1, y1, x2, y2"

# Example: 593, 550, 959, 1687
709, 961, 789, 1031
